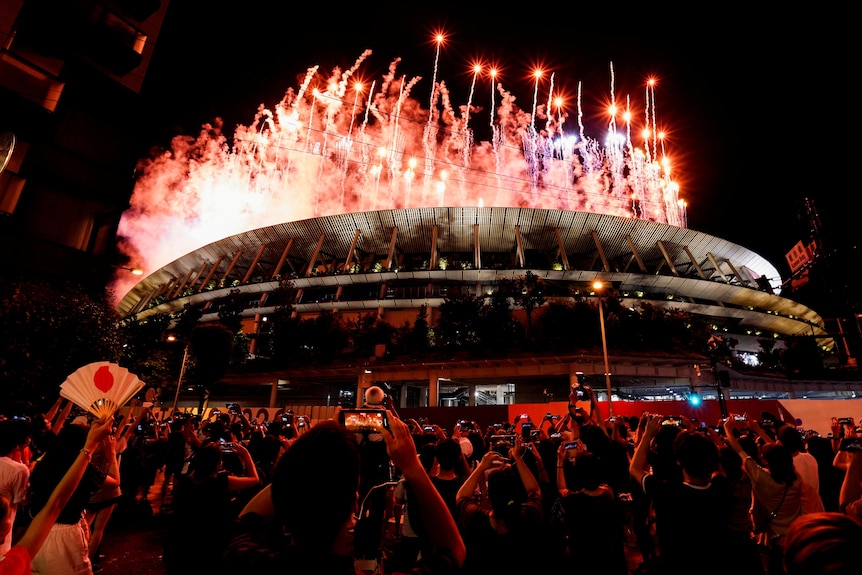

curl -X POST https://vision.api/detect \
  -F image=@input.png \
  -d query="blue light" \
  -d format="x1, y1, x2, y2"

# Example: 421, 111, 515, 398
688, 393, 702, 406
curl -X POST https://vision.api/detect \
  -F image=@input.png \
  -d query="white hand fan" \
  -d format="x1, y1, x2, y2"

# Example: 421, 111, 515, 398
60, 362, 146, 419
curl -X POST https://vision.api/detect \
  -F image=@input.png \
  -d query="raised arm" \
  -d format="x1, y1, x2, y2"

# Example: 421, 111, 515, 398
226, 438, 260, 492
722, 416, 748, 457
16, 418, 113, 559
457, 450, 502, 502
839, 449, 862, 512
52, 400, 74, 435
630, 414, 662, 485
509, 436, 541, 497
44, 396, 64, 423
384, 411, 465, 568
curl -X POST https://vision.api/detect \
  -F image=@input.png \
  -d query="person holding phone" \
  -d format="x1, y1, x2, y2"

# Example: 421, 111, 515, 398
630, 414, 738, 575
838, 433, 862, 523
724, 415, 802, 574
555, 446, 628, 574
222, 412, 465, 574
456, 433, 555, 573
162, 436, 259, 575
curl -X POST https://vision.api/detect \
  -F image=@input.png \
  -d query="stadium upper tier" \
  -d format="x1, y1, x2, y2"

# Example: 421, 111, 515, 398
115, 207, 829, 347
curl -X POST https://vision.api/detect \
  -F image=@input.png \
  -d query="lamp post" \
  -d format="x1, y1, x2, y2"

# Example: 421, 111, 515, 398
593, 281, 614, 418
170, 337, 190, 413
115, 265, 144, 275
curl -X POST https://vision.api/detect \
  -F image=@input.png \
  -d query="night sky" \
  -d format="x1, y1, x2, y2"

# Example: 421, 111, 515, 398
136, 6, 855, 299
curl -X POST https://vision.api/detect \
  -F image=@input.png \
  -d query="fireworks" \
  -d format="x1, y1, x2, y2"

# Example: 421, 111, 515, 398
114, 43, 684, 302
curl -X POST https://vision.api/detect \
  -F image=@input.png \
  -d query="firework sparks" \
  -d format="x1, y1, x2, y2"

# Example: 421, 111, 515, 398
112, 41, 685, 302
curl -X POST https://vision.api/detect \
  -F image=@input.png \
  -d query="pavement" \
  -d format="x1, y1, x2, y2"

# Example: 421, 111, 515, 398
98, 474, 168, 575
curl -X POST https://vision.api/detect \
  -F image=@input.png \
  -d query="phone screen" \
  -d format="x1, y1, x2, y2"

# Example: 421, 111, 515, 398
339, 409, 389, 432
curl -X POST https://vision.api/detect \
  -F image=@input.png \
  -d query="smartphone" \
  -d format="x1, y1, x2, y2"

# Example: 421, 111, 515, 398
734, 415, 747, 422
339, 408, 389, 432
839, 437, 862, 452
521, 422, 533, 440
837, 417, 854, 425
564, 440, 579, 450
490, 434, 516, 455
226, 403, 240, 414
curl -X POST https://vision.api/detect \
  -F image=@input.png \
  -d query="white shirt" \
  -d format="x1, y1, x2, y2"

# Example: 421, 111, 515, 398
0, 455, 30, 554
793, 451, 825, 514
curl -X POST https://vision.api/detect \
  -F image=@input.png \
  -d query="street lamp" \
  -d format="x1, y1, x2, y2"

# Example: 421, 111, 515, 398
115, 265, 144, 275
168, 335, 191, 413
593, 281, 614, 418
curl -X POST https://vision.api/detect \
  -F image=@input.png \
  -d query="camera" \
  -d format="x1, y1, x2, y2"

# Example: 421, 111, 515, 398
490, 434, 516, 455
226, 403, 240, 415
423, 425, 435, 433
457, 419, 475, 431
837, 417, 854, 425
733, 415, 747, 422
218, 439, 235, 453
295, 415, 310, 428
339, 408, 389, 432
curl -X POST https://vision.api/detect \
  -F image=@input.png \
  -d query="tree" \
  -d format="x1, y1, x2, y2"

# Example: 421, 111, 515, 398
499, 271, 546, 342
187, 322, 235, 411
0, 273, 125, 410
535, 299, 600, 351
435, 292, 484, 350
476, 285, 524, 353
398, 305, 431, 356
781, 335, 824, 379
118, 312, 178, 401
347, 313, 396, 359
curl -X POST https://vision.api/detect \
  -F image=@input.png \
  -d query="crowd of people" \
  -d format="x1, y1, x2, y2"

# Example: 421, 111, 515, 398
3, 383, 862, 575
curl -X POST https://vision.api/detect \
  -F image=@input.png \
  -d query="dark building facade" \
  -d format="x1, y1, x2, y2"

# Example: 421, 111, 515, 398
0, 0, 169, 289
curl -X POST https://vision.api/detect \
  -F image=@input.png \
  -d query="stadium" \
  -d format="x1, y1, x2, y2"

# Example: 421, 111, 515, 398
111, 51, 855, 421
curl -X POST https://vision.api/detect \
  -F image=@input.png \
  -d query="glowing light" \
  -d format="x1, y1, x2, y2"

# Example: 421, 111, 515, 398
530, 68, 543, 131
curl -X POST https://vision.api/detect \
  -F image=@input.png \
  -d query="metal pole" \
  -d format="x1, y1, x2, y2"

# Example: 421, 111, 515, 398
713, 361, 728, 419
597, 291, 614, 418
172, 344, 190, 413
